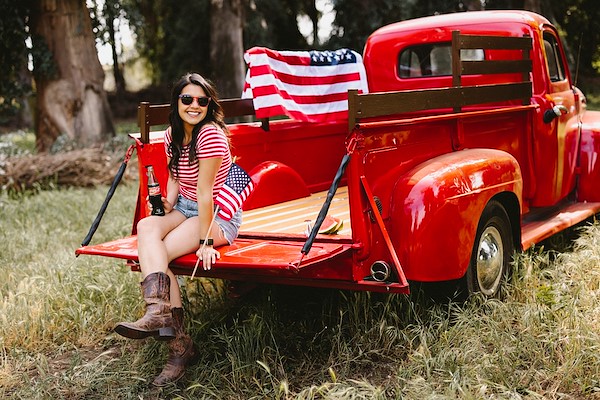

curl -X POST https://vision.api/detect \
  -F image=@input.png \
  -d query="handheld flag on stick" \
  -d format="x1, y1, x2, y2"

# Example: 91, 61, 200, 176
215, 163, 255, 221
191, 163, 254, 278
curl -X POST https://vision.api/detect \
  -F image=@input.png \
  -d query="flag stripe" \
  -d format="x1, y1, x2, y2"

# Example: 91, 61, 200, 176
242, 46, 369, 123
246, 48, 312, 66
249, 85, 350, 103
249, 65, 362, 86
252, 96, 350, 115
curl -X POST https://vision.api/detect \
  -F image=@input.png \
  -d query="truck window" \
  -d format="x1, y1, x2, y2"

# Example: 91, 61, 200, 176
398, 44, 483, 78
543, 33, 565, 82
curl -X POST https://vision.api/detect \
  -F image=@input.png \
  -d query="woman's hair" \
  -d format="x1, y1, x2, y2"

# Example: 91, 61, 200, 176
167, 72, 229, 177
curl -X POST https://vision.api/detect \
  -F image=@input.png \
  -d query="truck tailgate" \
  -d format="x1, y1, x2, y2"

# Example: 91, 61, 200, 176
76, 187, 354, 279
76, 235, 353, 277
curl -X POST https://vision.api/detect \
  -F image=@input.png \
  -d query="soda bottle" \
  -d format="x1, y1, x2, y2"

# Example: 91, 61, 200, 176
146, 165, 165, 216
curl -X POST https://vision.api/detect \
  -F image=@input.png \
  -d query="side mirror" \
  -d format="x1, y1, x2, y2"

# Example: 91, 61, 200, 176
543, 104, 568, 123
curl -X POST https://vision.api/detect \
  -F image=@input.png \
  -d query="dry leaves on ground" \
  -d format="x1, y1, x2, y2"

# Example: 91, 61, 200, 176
0, 148, 138, 191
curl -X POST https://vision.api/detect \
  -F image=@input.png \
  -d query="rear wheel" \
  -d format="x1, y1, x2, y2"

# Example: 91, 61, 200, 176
466, 200, 514, 298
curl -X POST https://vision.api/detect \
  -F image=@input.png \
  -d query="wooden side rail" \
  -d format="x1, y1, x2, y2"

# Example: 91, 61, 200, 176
138, 97, 264, 144
452, 30, 532, 108
348, 32, 533, 132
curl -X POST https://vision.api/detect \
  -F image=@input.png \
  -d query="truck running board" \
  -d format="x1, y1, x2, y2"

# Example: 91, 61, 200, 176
521, 201, 600, 250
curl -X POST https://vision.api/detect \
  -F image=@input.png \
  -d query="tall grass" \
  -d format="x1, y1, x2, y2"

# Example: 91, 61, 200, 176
1, 182, 599, 398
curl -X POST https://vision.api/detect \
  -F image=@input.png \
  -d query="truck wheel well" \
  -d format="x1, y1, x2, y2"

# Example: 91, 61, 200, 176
490, 191, 521, 251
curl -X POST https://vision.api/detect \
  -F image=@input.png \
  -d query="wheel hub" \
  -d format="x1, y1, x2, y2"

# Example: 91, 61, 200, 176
476, 226, 504, 296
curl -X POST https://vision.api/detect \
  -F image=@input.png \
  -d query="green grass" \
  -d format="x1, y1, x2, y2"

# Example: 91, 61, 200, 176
1, 119, 600, 398
0, 182, 599, 398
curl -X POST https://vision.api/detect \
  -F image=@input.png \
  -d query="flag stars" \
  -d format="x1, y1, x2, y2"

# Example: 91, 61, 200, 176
309, 48, 356, 65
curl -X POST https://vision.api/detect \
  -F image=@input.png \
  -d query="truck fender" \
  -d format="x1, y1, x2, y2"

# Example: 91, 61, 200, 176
577, 110, 600, 202
243, 161, 310, 210
389, 148, 522, 282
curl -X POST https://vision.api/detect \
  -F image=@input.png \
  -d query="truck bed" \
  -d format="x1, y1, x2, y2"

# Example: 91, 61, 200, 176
241, 186, 351, 236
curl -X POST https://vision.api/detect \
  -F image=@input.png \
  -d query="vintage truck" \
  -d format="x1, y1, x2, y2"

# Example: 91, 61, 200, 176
76, 10, 600, 298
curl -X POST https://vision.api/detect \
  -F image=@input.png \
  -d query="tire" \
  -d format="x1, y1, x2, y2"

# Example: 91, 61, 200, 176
465, 200, 514, 298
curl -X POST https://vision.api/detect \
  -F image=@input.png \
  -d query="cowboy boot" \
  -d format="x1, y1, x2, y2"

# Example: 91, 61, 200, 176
114, 272, 175, 340
152, 307, 199, 387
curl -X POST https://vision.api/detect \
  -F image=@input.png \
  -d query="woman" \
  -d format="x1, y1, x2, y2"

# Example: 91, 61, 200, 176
114, 73, 242, 386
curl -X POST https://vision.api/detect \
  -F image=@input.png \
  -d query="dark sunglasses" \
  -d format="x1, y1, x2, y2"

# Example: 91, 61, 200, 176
178, 94, 211, 106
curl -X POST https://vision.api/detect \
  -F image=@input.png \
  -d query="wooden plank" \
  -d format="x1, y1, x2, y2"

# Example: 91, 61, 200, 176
138, 98, 260, 144
458, 34, 532, 50
222, 98, 255, 117
138, 102, 169, 144
240, 186, 351, 235
350, 81, 531, 121
452, 30, 461, 89
461, 59, 532, 75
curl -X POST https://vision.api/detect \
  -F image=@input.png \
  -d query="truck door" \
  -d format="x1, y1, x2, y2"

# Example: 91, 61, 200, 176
532, 29, 580, 206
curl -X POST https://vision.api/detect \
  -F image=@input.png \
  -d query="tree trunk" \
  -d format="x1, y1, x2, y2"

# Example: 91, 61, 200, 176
524, 0, 542, 13
463, 0, 483, 11
30, 0, 114, 152
304, 0, 319, 46
209, 0, 245, 99
105, 1, 126, 96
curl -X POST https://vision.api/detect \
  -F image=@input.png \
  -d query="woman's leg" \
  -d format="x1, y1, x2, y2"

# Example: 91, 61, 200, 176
137, 212, 186, 278
114, 212, 186, 340
152, 217, 226, 387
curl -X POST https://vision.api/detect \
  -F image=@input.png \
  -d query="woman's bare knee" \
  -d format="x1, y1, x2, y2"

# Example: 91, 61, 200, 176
137, 216, 163, 237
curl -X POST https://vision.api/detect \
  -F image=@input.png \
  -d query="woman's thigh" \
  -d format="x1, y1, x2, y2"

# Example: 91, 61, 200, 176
137, 211, 187, 240
162, 216, 203, 261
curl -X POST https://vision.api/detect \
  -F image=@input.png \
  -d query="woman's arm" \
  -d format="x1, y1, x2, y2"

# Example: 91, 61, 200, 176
196, 156, 223, 270
162, 157, 179, 213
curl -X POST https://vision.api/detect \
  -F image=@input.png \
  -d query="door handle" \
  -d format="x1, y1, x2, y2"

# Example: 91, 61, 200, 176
543, 104, 568, 123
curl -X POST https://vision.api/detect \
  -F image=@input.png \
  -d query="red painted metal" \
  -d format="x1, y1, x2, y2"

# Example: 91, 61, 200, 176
359, 175, 408, 286
243, 161, 310, 210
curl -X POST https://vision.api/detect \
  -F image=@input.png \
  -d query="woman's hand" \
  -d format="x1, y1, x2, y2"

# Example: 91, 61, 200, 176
196, 245, 220, 270
146, 196, 174, 214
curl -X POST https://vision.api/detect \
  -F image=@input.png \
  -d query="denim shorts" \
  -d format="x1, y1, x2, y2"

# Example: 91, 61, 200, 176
173, 194, 242, 244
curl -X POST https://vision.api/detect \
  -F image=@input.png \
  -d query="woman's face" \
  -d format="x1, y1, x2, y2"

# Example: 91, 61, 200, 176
178, 83, 210, 133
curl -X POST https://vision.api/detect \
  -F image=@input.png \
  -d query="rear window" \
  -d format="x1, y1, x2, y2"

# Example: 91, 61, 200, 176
398, 44, 484, 78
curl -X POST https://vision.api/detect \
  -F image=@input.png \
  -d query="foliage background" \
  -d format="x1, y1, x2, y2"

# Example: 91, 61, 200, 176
1, 0, 599, 131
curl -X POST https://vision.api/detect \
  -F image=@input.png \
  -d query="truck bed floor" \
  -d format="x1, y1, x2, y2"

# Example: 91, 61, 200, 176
240, 186, 351, 236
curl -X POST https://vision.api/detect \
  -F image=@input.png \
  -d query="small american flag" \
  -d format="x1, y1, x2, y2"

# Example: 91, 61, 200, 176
215, 163, 255, 221
242, 47, 368, 122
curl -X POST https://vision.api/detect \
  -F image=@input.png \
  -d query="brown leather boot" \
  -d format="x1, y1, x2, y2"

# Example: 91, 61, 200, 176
152, 307, 198, 387
114, 272, 175, 340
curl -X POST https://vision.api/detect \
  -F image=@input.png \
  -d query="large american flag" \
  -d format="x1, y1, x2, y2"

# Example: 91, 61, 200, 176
242, 47, 369, 122
215, 163, 255, 221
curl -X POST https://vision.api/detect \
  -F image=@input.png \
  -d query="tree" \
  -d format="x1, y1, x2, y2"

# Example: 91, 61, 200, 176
0, 0, 33, 129
89, 0, 127, 96
549, 0, 600, 77
327, 0, 412, 50
210, 0, 245, 98
298, 0, 320, 46
29, 0, 114, 151
243, 0, 309, 50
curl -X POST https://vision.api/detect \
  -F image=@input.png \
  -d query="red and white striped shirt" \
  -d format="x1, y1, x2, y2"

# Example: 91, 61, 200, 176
164, 124, 231, 203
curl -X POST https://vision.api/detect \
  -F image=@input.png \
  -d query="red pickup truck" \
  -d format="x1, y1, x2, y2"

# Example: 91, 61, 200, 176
77, 10, 600, 298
